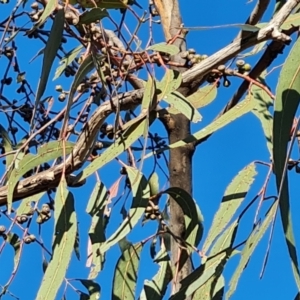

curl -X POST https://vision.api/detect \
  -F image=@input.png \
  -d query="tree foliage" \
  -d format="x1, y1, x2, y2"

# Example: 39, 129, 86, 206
0, 0, 300, 299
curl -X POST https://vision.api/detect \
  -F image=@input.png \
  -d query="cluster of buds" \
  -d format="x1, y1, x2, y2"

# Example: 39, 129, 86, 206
36, 203, 52, 224
181, 48, 208, 66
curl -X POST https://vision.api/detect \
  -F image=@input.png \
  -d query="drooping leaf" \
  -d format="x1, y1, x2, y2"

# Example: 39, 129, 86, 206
112, 242, 143, 300
141, 75, 156, 112
99, 167, 150, 254
164, 187, 204, 249
86, 182, 109, 279
61, 53, 101, 135
79, 8, 109, 25
0, 125, 13, 168
147, 43, 180, 56
32, 8, 65, 130
171, 221, 237, 300
16, 191, 45, 216
156, 69, 182, 100
34, 0, 57, 28
5, 233, 21, 269
69, 0, 127, 9
53, 45, 83, 80
202, 162, 257, 254
163, 91, 202, 123
226, 202, 278, 299
7, 141, 74, 214
36, 179, 77, 300
273, 36, 300, 290
140, 244, 173, 300
187, 85, 217, 109
252, 82, 273, 156
75, 116, 147, 182
78, 279, 101, 300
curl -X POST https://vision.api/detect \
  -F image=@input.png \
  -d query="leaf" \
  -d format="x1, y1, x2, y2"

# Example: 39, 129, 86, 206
281, 12, 300, 29
79, 8, 109, 25
161, 95, 255, 152
86, 182, 109, 279
5, 233, 21, 269
147, 43, 180, 56
0, 124, 13, 171
187, 85, 217, 109
140, 244, 173, 300
75, 116, 147, 182
156, 69, 182, 100
202, 162, 257, 254
273, 36, 300, 290
16, 191, 45, 216
32, 8, 64, 130
226, 202, 278, 299
171, 221, 237, 300
61, 53, 98, 135
252, 82, 273, 156
34, 0, 57, 28
164, 187, 204, 249
148, 172, 159, 196
182, 23, 260, 32
72, 0, 127, 9
163, 91, 202, 123
53, 45, 83, 80
141, 75, 156, 112
78, 279, 101, 300
112, 242, 143, 300
7, 141, 74, 214
99, 167, 150, 254
192, 274, 224, 300
36, 179, 77, 300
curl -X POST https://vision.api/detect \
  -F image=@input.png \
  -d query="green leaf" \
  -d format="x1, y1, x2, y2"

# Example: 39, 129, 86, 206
99, 167, 150, 254
54, 45, 83, 80
171, 221, 237, 300
7, 141, 74, 214
78, 279, 101, 300
281, 12, 300, 29
0, 124, 13, 171
273, 36, 300, 290
164, 187, 204, 249
142, 75, 156, 111
147, 43, 180, 56
252, 82, 273, 156
187, 85, 217, 109
75, 116, 147, 182
148, 172, 159, 196
36, 179, 77, 300
32, 8, 65, 130
157, 69, 182, 100
61, 53, 99, 135
34, 0, 57, 28
6, 233, 21, 269
226, 202, 278, 299
112, 242, 143, 300
73, 0, 127, 9
163, 91, 202, 123
79, 8, 109, 25
16, 192, 45, 216
203, 162, 257, 254
140, 244, 173, 300
86, 182, 109, 279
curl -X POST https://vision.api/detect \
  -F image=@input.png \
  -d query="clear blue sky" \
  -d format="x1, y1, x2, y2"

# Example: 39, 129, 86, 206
1, 0, 300, 299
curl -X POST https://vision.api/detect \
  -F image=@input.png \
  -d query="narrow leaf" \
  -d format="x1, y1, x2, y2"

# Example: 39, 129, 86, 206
163, 91, 202, 123
187, 85, 217, 109
7, 141, 74, 213
79, 279, 101, 300
164, 187, 204, 249
99, 167, 150, 254
226, 201, 278, 299
79, 8, 109, 25
157, 69, 182, 100
203, 162, 257, 254
140, 244, 173, 300
273, 36, 300, 289
36, 179, 77, 300
112, 242, 143, 300
32, 8, 64, 129
147, 43, 180, 56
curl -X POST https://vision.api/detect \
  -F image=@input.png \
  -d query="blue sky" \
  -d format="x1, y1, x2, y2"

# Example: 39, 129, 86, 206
1, 0, 300, 299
